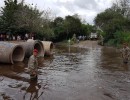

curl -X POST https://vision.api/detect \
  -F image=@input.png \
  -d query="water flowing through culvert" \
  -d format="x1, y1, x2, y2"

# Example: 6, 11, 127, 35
0, 44, 130, 100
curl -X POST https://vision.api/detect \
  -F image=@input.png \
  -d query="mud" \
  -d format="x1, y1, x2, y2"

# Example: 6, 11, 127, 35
0, 41, 130, 100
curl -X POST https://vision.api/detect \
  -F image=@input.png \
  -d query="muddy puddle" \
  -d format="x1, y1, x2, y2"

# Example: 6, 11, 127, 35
0, 44, 130, 100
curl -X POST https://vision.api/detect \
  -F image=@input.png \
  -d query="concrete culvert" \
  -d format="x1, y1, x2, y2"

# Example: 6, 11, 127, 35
42, 41, 54, 56
0, 42, 25, 64
10, 40, 45, 58
12, 46, 25, 62
34, 42, 44, 56
22, 39, 45, 58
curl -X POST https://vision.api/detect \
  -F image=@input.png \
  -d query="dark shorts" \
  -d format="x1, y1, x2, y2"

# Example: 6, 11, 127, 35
30, 74, 38, 80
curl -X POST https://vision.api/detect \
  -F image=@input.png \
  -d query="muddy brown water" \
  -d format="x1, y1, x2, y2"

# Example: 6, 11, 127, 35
0, 44, 130, 100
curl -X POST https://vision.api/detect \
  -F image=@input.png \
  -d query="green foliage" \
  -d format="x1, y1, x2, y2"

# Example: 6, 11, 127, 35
105, 31, 130, 47
52, 15, 95, 42
94, 0, 130, 46
64, 15, 82, 39
95, 8, 126, 34
52, 17, 66, 41
81, 24, 93, 37
52, 15, 90, 42
97, 30, 106, 37
0, 0, 19, 33
106, 39, 116, 46
0, 1, 95, 42
14, 4, 44, 33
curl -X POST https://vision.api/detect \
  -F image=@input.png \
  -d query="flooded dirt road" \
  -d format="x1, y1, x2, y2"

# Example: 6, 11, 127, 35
0, 41, 130, 100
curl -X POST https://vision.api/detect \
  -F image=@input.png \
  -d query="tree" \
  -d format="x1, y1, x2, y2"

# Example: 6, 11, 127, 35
0, 0, 19, 33
52, 15, 83, 41
14, 3, 44, 33
51, 17, 65, 41
94, 8, 128, 42
53, 17, 64, 27
112, 0, 130, 18
64, 15, 82, 39
80, 24, 94, 38
0, 0, 54, 40
94, 0, 130, 45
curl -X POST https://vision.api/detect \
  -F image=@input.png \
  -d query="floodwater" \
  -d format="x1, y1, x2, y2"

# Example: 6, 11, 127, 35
0, 44, 130, 100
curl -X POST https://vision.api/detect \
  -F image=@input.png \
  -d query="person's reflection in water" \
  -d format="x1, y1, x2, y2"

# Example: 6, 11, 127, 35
23, 79, 43, 100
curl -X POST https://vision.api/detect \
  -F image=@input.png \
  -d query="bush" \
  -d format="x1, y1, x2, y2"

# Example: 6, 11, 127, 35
106, 39, 115, 46
114, 31, 130, 44
105, 31, 130, 47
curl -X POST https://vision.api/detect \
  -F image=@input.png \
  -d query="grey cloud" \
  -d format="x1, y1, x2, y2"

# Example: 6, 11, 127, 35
56, 0, 109, 13
55, 1, 75, 12
74, 0, 98, 10
52, 0, 112, 24
55, 0, 101, 13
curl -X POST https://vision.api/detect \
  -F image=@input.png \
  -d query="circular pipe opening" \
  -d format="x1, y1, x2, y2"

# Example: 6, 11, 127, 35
34, 42, 44, 56
12, 46, 25, 62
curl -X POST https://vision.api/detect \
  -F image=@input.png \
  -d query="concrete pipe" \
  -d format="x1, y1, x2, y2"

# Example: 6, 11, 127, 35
10, 40, 45, 58
42, 41, 54, 56
0, 42, 25, 64
23, 39, 45, 57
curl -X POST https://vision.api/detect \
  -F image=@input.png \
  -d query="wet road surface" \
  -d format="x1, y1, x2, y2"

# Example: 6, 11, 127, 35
0, 43, 130, 100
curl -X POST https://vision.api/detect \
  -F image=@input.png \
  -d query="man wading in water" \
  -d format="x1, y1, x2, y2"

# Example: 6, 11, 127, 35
121, 43, 130, 64
28, 49, 38, 80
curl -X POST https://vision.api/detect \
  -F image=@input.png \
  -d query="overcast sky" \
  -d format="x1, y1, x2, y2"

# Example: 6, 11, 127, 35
0, 0, 114, 24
